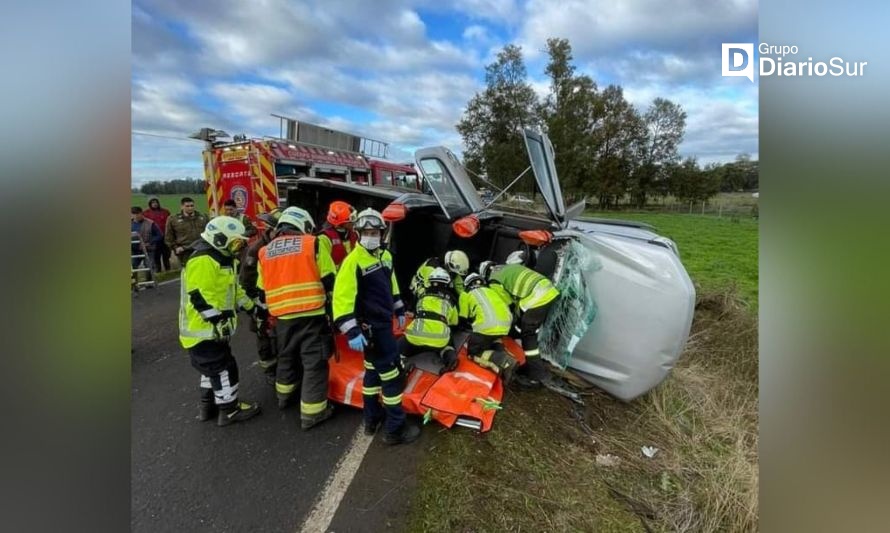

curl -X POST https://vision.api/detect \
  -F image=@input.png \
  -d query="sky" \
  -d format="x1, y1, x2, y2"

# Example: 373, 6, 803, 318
131, 0, 759, 186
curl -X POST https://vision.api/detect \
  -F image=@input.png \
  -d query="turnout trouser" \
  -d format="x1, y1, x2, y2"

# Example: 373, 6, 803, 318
467, 332, 516, 375
362, 321, 406, 435
248, 315, 278, 373
275, 314, 332, 417
188, 340, 240, 407
518, 302, 553, 358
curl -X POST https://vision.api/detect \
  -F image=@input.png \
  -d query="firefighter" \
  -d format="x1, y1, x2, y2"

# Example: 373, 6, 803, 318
257, 207, 337, 430
179, 215, 262, 427
239, 209, 282, 381
333, 208, 420, 445
399, 267, 459, 373
478, 256, 560, 387
458, 273, 518, 383
222, 199, 258, 238
317, 200, 358, 270
409, 250, 470, 299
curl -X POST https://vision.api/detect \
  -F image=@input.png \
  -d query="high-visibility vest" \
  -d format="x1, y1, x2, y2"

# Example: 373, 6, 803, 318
459, 286, 513, 336
320, 227, 357, 266
258, 234, 326, 317
406, 294, 457, 348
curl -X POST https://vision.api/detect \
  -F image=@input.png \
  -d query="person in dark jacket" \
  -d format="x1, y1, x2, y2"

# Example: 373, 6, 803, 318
131, 206, 163, 269
239, 210, 282, 380
143, 197, 172, 271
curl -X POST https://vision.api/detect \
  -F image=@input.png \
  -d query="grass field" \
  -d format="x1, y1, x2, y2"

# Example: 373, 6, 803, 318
130, 193, 199, 213
408, 212, 759, 532
585, 211, 759, 309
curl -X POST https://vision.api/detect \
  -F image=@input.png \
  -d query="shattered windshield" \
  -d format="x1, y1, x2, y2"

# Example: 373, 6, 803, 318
419, 157, 474, 218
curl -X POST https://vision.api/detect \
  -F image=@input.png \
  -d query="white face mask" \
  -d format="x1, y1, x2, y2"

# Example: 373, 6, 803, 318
360, 235, 381, 250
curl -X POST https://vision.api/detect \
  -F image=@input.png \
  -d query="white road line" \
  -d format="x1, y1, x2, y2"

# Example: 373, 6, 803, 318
298, 426, 374, 533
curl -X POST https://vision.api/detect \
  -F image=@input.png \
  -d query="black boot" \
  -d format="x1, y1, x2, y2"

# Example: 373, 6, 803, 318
277, 395, 292, 410
301, 404, 335, 430
383, 422, 421, 445
198, 389, 217, 421
363, 417, 383, 436
217, 401, 261, 427
515, 357, 547, 389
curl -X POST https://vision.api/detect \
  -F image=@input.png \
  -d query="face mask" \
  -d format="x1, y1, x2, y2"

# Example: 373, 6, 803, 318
360, 235, 381, 250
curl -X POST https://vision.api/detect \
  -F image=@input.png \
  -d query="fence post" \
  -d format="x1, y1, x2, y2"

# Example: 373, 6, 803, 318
719, 202, 723, 217
701, 201, 705, 215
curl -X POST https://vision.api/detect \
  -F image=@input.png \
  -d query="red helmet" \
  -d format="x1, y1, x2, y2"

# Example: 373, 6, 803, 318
327, 201, 356, 227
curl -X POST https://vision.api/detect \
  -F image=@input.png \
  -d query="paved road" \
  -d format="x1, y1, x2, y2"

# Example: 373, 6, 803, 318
132, 281, 426, 532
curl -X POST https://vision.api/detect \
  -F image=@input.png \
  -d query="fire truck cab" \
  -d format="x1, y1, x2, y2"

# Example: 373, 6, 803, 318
195, 118, 420, 221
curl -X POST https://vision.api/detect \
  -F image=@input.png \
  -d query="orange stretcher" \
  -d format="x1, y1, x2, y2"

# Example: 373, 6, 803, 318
326, 320, 525, 432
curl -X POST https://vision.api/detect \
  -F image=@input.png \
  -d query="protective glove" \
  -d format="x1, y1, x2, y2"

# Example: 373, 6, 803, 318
441, 349, 459, 373
348, 333, 368, 352
205, 309, 234, 324
397, 314, 406, 330
252, 305, 269, 321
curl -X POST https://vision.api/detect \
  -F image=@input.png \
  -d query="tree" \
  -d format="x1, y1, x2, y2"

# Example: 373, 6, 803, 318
457, 44, 540, 192
588, 85, 646, 208
140, 178, 204, 195
633, 98, 687, 207
669, 157, 719, 205
539, 38, 598, 195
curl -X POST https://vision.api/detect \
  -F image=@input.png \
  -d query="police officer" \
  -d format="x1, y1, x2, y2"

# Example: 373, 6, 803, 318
222, 199, 258, 238
333, 208, 420, 445
458, 273, 518, 383
400, 267, 459, 373
179, 216, 262, 426
479, 254, 560, 386
165, 197, 209, 265
257, 207, 337, 430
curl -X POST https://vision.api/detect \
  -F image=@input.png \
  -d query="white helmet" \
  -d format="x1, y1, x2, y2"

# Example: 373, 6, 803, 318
464, 273, 484, 290
478, 260, 495, 281
505, 250, 526, 265
278, 206, 315, 233
201, 216, 247, 255
444, 250, 469, 276
426, 267, 451, 288
354, 208, 386, 231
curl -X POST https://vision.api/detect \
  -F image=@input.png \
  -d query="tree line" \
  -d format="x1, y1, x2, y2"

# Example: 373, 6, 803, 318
139, 178, 204, 195
457, 39, 758, 209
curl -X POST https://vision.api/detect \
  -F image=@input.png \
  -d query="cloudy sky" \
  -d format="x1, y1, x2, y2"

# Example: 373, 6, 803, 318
132, 0, 758, 186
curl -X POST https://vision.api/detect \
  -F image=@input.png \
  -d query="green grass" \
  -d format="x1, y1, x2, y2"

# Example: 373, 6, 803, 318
584, 211, 759, 309
408, 211, 759, 532
130, 193, 202, 213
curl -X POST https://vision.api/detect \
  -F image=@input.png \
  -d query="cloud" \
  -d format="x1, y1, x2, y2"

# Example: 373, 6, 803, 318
519, 0, 757, 59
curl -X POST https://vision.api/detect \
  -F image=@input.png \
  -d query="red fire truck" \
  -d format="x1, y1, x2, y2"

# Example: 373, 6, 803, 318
193, 117, 420, 220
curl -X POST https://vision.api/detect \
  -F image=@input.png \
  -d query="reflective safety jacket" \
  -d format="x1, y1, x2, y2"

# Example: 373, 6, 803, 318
179, 243, 254, 349
333, 245, 404, 337
318, 225, 358, 269
410, 257, 464, 298
257, 233, 335, 319
489, 264, 560, 312
406, 292, 458, 348
458, 286, 513, 336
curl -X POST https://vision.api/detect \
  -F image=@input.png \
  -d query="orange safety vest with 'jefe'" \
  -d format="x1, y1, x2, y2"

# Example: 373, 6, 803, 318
258, 234, 325, 317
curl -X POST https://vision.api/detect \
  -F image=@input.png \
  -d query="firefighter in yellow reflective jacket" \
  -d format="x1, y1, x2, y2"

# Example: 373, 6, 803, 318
458, 273, 518, 382
257, 207, 337, 430
409, 250, 470, 299
179, 216, 263, 427
400, 267, 460, 372
479, 252, 560, 386
333, 208, 421, 445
